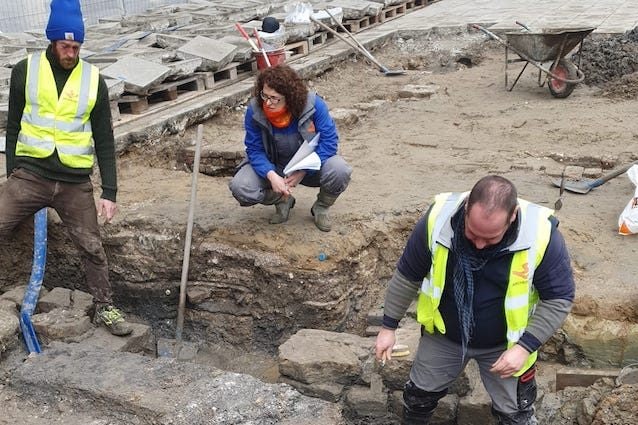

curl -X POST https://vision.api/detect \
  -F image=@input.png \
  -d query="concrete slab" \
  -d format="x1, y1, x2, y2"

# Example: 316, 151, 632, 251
101, 56, 171, 95
177, 35, 237, 71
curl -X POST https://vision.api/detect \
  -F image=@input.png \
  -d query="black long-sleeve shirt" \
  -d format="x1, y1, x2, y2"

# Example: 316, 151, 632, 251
384, 206, 575, 352
5, 45, 117, 201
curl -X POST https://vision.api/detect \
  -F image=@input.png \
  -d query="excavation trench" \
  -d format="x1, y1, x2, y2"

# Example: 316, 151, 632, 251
3, 29, 638, 423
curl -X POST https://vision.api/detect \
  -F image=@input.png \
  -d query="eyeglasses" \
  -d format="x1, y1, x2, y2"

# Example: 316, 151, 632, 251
260, 91, 283, 105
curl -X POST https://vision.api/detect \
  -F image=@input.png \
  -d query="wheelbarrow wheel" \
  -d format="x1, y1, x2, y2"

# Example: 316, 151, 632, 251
548, 59, 577, 99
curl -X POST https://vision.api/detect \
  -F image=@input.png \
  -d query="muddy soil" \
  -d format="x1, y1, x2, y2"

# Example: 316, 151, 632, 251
3, 29, 638, 424
122, 30, 638, 324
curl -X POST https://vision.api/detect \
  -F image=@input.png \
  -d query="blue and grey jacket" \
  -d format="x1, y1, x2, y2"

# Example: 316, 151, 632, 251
243, 92, 339, 178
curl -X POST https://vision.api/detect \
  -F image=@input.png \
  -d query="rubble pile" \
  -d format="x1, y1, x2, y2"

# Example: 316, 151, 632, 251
578, 27, 638, 86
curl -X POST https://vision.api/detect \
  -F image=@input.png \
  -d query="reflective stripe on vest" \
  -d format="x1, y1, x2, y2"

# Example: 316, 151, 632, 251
17, 52, 98, 168
416, 192, 553, 376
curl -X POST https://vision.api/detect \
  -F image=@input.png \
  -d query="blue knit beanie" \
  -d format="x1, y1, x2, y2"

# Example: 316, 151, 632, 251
45, 0, 85, 43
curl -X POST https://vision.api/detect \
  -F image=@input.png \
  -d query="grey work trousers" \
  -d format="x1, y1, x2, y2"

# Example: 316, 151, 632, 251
228, 155, 352, 206
0, 168, 113, 304
410, 331, 536, 418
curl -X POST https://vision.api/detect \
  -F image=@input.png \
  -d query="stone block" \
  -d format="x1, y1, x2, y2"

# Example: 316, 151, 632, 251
101, 56, 171, 95
345, 384, 388, 417
622, 322, 638, 366
178, 36, 237, 72
105, 77, 126, 100
432, 394, 459, 425
280, 376, 345, 402
155, 34, 192, 50
563, 315, 626, 367
398, 84, 438, 99
38, 287, 72, 313
330, 108, 360, 127
279, 329, 370, 385
32, 308, 93, 343
0, 309, 19, 353
556, 367, 620, 390
71, 290, 94, 315
85, 322, 155, 355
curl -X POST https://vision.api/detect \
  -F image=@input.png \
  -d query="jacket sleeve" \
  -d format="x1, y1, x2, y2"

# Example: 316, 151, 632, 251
5, 59, 27, 176
518, 223, 575, 352
244, 104, 275, 178
312, 96, 339, 163
91, 75, 117, 201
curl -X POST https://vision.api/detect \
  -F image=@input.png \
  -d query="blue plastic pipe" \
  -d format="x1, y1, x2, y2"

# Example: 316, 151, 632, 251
19, 208, 48, 354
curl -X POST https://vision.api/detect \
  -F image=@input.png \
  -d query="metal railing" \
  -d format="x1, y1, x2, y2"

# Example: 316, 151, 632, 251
0, 0, 180, 34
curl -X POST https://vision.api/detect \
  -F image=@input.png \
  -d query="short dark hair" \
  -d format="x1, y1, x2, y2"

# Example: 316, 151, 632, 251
467, 175, 518, 219
253, 64, 308, 118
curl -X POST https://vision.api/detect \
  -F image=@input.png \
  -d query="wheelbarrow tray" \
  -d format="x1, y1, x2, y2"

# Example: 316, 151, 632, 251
505, 27, 596, 62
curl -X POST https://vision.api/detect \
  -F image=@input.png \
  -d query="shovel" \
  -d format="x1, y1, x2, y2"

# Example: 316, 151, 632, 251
551, 161, 638, 194
310, 16, 405, 76
157, 124, 203, 360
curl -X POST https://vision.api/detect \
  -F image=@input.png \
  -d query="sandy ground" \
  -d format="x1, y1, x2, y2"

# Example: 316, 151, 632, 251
117, 31, 638, 325
3, 28, 638, 425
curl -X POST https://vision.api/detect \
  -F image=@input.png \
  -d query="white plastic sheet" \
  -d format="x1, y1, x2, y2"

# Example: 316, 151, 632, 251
618, 164, 638, 235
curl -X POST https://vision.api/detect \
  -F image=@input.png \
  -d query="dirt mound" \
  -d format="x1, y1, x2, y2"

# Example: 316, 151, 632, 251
578, 27, 638, 87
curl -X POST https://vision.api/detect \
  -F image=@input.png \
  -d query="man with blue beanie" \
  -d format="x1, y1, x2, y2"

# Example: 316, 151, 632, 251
2, 0, 132, 336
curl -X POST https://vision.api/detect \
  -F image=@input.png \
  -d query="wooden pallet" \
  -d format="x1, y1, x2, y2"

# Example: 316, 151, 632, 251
117, 74, 206, 115
285, 40, 310, 60
380, 2, 408, 22
307, 30, 335, 51
198, 61, 258, 90
341, 14, 382, 33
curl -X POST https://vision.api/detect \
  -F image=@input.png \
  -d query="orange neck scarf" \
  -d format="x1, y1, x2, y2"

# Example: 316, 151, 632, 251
262, 104, 292, 128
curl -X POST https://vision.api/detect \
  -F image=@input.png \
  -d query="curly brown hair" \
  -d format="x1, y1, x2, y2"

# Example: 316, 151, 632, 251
253, 64, 308, 118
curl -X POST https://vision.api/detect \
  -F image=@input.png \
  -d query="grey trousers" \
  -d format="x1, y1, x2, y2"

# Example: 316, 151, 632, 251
228, 155, 352, 206
0, 168, 113, 304
410, 331, 533, 417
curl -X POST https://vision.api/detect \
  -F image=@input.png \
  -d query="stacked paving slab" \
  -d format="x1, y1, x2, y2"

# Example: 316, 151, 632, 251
0, 0, 428, 136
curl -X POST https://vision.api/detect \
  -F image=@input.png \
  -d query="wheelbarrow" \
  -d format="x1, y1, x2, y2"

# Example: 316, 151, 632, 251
472, 23, 595, 98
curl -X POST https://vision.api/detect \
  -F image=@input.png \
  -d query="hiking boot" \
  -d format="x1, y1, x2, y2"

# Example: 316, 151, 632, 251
270, 195, 295, 224
94, 305, 133, 336
311, 190, 339, 232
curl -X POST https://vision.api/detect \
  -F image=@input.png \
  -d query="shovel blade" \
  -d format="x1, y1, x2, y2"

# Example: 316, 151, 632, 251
551, 178, 593, 194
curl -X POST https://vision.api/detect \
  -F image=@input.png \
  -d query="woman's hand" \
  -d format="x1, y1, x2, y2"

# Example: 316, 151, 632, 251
284, 170, 306, 189
267, 171, 290, 196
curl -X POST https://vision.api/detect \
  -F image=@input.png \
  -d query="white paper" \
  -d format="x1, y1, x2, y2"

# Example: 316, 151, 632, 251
283, 133, 321, 175
285, 152, 321, 175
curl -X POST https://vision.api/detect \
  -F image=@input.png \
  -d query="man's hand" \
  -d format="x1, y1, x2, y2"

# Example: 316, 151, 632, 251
98, 199, 117, 223
375, 327, 397, 365
490, 344, 530, 378
284, 170, 306, 189
267, 170, 290, 197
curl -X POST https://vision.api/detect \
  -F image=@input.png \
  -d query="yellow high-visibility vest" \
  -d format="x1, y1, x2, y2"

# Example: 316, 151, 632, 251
16, 51, 99, 169
416, 192, 553, 376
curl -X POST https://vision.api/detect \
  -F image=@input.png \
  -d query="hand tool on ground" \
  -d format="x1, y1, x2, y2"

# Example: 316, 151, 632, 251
235, 23, 260, 53
253, 27, 272, 68
554, 170, 565, 211
157, 125, 203, 359
310, 15, 405, 76
323, 9, 404, 76
551, 161, 638, 194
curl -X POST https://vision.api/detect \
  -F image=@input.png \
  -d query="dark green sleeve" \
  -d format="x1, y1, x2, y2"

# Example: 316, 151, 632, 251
5, 59, 27, 176
91, 75, 117, 201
